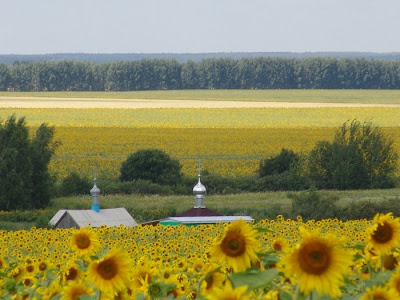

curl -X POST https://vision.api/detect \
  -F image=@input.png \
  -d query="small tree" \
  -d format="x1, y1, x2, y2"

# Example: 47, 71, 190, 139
59, 172, 92, 196
259, 148, 299, 177
308, 119, 398, 189
120, 149, 182, 186
0, 115, 57, 210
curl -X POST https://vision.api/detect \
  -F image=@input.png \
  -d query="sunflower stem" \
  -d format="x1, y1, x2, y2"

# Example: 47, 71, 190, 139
380, 255, 383, 273
294, 284, 300, 300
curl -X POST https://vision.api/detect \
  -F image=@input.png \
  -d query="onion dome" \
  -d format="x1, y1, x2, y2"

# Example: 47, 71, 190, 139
193, 174, 206, 208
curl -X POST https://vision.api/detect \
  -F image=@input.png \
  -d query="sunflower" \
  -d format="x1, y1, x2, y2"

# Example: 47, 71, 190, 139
359, 286, 394, 300
131, 262, 157, 293
388, 269, 400, 297
70, 227, 100, 257
367, 213, 400, 255
383, 253, 399, 271
279, 227, 352, 298
200, 264, 227, 296
210, 219, 260, 272
60, 281, 95, 300
87, 248, 132, 294
206, 282, 249, 300
0, 257, 7, 270
37, 280, 62, 300
63, 261, 82, 284
271, 238, 288, 252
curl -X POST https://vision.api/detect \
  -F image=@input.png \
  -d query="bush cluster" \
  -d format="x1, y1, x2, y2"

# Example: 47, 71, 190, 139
286, 189, 400, 221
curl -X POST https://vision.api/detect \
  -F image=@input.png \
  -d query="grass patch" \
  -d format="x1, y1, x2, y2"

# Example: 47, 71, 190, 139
48, 188, 400, 222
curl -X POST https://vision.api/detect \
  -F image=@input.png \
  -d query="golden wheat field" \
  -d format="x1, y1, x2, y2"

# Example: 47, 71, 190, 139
0, 95, 399, 179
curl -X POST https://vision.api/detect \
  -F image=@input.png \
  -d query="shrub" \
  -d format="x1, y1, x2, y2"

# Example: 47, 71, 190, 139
308, 119, 398, 190
128, 207, 177, 223
288, 189, 339, 221
259, 148, 299, 177
120, 149, 182, 186
101, 180, 174, 196
59, 172, 92, 196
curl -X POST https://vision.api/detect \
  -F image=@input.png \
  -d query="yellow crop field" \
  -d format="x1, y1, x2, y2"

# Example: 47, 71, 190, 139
2, 108, 400, 179
0, 215, 398, 298
0, 105, 399, 179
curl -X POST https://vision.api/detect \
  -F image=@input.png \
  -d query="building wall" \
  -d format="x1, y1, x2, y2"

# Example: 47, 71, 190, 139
56, 214, 79, 229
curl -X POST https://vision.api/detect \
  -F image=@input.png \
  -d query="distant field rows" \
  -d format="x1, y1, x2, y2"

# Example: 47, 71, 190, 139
0, 91, 399, 179
1, 107, 399, 128
1, 89, 400, 104
49, 126, 400, 179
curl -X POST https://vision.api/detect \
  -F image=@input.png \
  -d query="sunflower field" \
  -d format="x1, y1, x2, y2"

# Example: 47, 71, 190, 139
1, 214, 400, 299
0, 106, 399, 180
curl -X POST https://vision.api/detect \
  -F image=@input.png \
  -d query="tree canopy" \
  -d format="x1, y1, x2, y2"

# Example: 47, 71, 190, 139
2, 57, 400, 91
0, 115, 57, 210
120, 149, 182, 186
308, 119, 398, 189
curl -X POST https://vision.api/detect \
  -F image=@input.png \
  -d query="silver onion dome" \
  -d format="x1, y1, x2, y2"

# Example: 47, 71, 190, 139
193, 174, 206, 208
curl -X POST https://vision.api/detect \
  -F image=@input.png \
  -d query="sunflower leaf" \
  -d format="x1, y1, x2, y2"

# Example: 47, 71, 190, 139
345, 242, 365, 251
229, 268, 278, 290
365, 270, 392, 287
255, 227, 273, 233
279, 291, 293, 300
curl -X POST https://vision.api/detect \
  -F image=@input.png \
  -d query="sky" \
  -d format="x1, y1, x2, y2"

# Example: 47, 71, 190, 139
1, 0, 400, 55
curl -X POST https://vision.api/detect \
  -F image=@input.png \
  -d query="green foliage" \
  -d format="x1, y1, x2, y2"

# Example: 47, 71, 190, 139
34, 212, 53, 228
0, 115, 57, 210
101, 179, 174, 196
0, 63, 11, 91
30, 124, 58, 208
259, 148, 299, 177
5, 57, 400, 91
308, 119, 398, 190
58, 172, 92, 196
129, 207, 177, 223
288, 189, 340, 221
338, 197, 400, 221
120, 149, 182, 186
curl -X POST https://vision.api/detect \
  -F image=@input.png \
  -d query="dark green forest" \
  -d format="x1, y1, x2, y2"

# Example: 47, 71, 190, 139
1, 57, 400, 91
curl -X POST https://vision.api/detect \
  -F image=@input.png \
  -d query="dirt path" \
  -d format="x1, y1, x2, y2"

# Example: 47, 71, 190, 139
0, 96, 400, 109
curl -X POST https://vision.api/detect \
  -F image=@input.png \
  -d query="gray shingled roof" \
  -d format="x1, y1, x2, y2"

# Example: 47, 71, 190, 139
49, 208, 137, 228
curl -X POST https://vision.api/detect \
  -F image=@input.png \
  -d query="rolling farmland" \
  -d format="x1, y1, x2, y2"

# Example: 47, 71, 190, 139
0, 90, 399, 179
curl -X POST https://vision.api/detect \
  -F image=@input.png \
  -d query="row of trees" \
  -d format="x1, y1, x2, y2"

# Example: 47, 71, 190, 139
2, 57, 400, 91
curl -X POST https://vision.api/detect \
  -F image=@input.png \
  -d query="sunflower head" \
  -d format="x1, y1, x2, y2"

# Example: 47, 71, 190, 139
388, 269, 400, 297
280, 227, 352, 298
70, 227, 100, 257
271, 238, 288, 252
206, 282, 249, 300
210, 219, 260, 272
88, 248, 132, 294
60, 281, 95, 300
359, 286, 395, 300
367, 213, 400, 255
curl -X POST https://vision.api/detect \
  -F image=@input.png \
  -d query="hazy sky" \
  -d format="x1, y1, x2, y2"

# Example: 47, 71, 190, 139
1, 0, 399, 54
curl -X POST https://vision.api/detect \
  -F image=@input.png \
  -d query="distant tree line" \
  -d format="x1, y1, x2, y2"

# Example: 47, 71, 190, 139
2, 57, 400, 91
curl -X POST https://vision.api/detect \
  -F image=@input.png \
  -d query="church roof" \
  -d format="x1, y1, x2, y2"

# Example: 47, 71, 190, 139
161, 216, 254, 225
49, 207, 137, 228
176, 207, 222, 217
